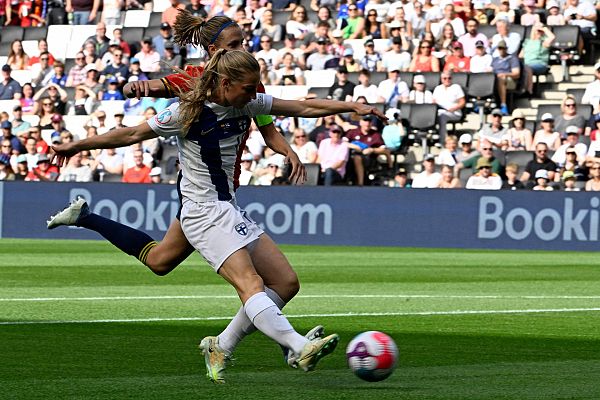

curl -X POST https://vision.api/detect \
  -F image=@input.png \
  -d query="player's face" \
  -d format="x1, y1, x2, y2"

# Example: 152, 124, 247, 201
209, 27, 244, 56
224, 75, 260, 108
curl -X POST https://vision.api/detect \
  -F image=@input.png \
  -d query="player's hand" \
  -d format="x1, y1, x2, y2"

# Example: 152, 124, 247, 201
124, 80, 151, 99
284, 151, 307, 185
50, 143, 79, 167
354, 104, 389, 124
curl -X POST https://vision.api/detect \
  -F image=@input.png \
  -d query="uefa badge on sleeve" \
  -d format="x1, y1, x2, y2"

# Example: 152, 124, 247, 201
235, 222, 248, 236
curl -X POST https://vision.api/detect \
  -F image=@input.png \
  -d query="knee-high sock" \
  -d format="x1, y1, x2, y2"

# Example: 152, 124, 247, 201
243, 291, 307, 356
217, 287, 287, 355
78, 213, 158, 265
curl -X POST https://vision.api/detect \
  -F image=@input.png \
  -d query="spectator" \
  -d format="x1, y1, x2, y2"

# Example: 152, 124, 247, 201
95, 148, 124, 175
432, 71, 465, 144
317, 125, 349, 186
521, 24, 555, 95
491, 40, 520, 116
502, 163, 525, 190
10, 105, 30, 136
360, 39, 383, 72
490, 20, 521, 57
466, 157, 502, 190
408, 74, 433, 104
409, 40, 439, 72
589, 113, 600, 140
382, 36, 411, 72
458, 18, 489, 57
412, 154, 442, 188
472, 3, 488, 25
489, 0, 515, 25
520, 142, 557, 185
81, 64, 103, 94
101, 0, 123, 24
13, 155, 28, 180
342, 4, 365, 39
582, 62, 600, 106
254, 10, 281, 42
437, 164, 461, 188
254, 156, 283, 186
2, 121, 25, 154
290, 128, 317, 163
352, 70, 379, 104
122, 149, 151, 183
70, 86, 98, 115
388, 167, 410, 188
457, 133, 477, 162
532, 169, 554, 191
66, 0, 99, 25
0, 0, 11, 26
238, 153, 255, 185
301, 21, 331, 55
477, 108, 507, 147
184, 0, 206, 17
0, 154, 15, 181
82, 41, 101, 68
564, 0, 597, 43
306, 37, 334, 71
125, 0, 152, 10
381, 108, 404, 151
503, 110, 533, 151
552, 126, 587, 165
161, 0, 184, 27
1, 139, 15, 172
255, 35, 279, 69
57, 152, 93, 182
33, 84, 68, 116
328, 29, 346, 60
149, 167, 162, 184
546, 1, 566, 26
286, 4, 313, 40
386, 20, 412, 53
377, 68, 409, 108
100, 49, 129, 88
364, 8, 388, 39
25, 154, 59, 181
436, 135, 460, 166
345, 115, 392, 186
533, 113, 561, 151
45, 61, 67, 88
275, 34, 305, 68
28, 40, 56, 68
101, 78, 125, 100
520, 0, 541, 26
443, 41, 470, 72
134, 38, 161, 73
0, 65, 21, 100
436, 23, 458, 56
86, 22, 111, 57
112, 28, 131, 57
274, 53, 304, 86
256, 58, 275, 86
562, 171, 580, 191
328, 67, 355, 102
438, 4, 465, 37
30, 52, 53, 89
127, 58, 148, 83
455, 140, 503, 176
66, 52, 88, 88
153, 22, 180, 57
559, 146, 588, 182
469, 40, 493, 73
7, 40, 29, 70
585, 162, 600, 191
340, 48, 361, 72
555, 95, 587, 137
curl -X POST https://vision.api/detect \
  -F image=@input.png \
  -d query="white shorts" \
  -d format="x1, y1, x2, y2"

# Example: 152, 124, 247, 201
180, 199, 263, 271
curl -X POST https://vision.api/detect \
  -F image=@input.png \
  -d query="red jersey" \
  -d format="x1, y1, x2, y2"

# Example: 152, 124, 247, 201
161, 65, 269, 190
122, 166, 152, 183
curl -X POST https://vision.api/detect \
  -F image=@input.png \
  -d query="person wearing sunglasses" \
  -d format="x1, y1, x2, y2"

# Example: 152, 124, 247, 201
342, 4, 366, 39
66, 52, 88, 88
520, 142, 557, 186
454, 139, 503, 177
465, 157, 502, 190
554, 94, 586, 138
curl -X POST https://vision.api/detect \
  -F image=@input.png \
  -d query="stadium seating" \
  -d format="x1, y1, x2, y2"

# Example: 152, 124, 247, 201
123, 10, 151, 28
0, 26, 24, 42
407, 103, 438, 153
505, 150, 534, 170
566, 88, 586, 104
304, 163, 321, 186
23, 27, 48, 42
307, 87, 330, 100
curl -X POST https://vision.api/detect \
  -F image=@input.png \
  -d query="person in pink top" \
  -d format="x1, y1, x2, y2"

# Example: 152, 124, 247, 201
457, 18, 489, 57
317, 124, 349, 186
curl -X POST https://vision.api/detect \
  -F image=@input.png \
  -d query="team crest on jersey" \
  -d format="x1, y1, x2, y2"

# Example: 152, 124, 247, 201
256, 93, 264, 105
235, 222, 248, 236
238, 119, 249, 132
156, 110, 172, 125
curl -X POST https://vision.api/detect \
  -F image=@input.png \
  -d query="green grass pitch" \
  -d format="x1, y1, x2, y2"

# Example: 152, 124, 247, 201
1, 239, 600, 399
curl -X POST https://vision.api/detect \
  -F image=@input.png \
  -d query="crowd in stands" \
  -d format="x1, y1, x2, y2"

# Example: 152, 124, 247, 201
1, 0, 600, 190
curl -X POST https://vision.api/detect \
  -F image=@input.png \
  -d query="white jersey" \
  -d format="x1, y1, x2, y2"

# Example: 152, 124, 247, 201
147, 94, 273, 203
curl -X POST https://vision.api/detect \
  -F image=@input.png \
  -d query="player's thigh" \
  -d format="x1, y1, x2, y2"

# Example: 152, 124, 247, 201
146, 219, 195, 272
249, 234, 299, 297
219, 248, 264, 302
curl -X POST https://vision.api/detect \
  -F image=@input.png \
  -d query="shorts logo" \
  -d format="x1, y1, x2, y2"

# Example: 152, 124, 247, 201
235, 222, 248, 236
156, 110, 172, 125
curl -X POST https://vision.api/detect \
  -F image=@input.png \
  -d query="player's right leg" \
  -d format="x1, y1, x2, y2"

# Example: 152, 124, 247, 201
47, 198, 193, 275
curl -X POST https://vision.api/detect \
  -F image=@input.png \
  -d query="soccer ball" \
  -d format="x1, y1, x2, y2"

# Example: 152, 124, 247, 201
346, 331, 398, 382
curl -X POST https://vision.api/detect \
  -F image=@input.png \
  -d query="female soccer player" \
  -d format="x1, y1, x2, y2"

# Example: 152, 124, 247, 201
50, 49, 387, 382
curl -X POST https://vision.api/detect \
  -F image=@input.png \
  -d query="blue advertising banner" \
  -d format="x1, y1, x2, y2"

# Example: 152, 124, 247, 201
2, 181, 600, 251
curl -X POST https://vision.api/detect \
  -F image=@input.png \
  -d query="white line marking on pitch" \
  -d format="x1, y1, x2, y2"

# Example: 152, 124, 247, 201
2, 294, 600, 302
2, 308, 600, 325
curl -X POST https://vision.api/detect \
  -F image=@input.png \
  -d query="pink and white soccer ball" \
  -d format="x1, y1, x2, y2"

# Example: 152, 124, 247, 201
346, 331, 398, 382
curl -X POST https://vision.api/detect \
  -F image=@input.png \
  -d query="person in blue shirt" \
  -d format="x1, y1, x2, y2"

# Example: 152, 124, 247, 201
0, 65, 22, 100
101, 79, 125, 100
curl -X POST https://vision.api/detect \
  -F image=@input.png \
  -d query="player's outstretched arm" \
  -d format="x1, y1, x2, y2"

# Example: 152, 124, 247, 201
123, 80, 170, 99
51, 123, 158, 166
259, 122, 307, 184
271, 98, 388, 122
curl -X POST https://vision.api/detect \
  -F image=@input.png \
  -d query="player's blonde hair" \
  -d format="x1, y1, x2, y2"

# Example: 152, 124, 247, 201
173, 11, 239, 52
177, 49, 260, 133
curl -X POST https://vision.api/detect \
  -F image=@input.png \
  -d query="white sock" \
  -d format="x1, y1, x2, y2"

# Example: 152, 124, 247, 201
244, 291, 308, 355
217, 286, 287, 355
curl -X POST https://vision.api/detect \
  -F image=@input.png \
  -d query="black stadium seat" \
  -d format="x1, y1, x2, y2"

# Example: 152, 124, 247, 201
509, 24, 526, 41
421, 71, 440, 92
144, 26, 161, 40
121, 27, 145, 47
149, 12, 162, 28
0, 26, 24, 43
567, 88, 586, 105
478, 24, 497, 40
535, 104, 562, 122
505, 150, 534, 170
23, 27, 48, 41
398, 71, 413, 87
0, 42, 11, 58
408, 103, 438, 152
307, 87, 330, 99
451, 72, 469, 92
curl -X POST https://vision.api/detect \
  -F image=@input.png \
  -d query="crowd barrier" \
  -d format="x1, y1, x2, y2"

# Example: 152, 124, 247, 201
2, 182, 600, 252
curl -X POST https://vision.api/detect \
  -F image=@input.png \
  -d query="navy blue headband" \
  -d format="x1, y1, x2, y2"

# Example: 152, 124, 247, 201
210, 21, 236, 44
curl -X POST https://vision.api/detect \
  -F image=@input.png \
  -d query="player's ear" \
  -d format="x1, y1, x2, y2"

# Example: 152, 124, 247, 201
207, 44, 217, 57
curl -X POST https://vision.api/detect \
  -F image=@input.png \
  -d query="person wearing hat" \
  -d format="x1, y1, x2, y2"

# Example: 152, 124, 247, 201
491, 39, 520, 116
25, 153, 59, 182
388, 167, 410, 188
477, 108, 508, 146
465, 157, 502, 190
520, 23, 555, 95
562, 170, 580, 191
533, 112, 561, 151
520, 142, 557, 186
469, 40, 493, 73
443, 41, 470, 72
156, 41, 183, 79
153, 22, 179, 57
408, 74, 433, 104
82, 64, 103, 92
546, 1, 566, 26
581, 63, 600, 106
101, 78, 126, 101
305, 36, 335, 71
0, 64, 21, 100
13, 154, 29, 180
302, 21, 332, 55
457, 18, 489, 57
127, 57, 148, 83
340, 48, 360, 72
455, 139, 503, 176
1, 120, 25, 153
317, 124, 350, 186
532, 169, 554, 191
328, 29, 346, 59
552, 126, 587, 165
503, 110, 533, 151
412, 153, 443, 188
557, 145, 587, 183
10, 105, 31, 136
382, 36, 411, 73
133, 37, 161, 73
377, 66, 409, 108
66, 52, 88, 88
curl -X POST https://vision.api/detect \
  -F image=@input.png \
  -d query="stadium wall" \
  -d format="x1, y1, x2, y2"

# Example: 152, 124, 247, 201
3, 181, 600, 251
